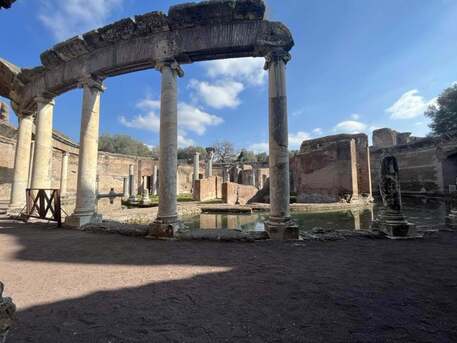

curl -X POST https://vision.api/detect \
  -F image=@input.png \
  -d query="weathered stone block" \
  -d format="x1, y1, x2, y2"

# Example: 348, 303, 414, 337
53, 36, 90, 62
135, 11, 170, 35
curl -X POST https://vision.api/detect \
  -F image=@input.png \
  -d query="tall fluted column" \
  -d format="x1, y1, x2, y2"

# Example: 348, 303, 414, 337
66, 77, 105, 227
9, 114, 34, 210
264, 49, 298, 240
149, 61, 184, 238
193, 152, 200, 181
31, 95, 55, 189
60, 152, 69, 196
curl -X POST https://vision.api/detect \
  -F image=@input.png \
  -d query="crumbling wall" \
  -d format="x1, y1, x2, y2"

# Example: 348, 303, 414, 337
292, 134, 368, 203
193, 176, 223, 202
222, 182, 258, 205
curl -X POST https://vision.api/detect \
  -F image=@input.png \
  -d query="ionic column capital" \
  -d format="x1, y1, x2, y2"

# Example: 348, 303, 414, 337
264, 49, 292, 70
34, 93, 56, 107
156, 60, 184, 78
79, 75, 106, 92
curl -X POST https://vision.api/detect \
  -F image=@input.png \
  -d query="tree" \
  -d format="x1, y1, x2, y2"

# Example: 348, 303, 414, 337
238, 150, 257, 162
99, 134, 155, 157
177, 146, 206, 161
256, 152, 269, 163
426, 84, 457, 136
213, 140, 236, 163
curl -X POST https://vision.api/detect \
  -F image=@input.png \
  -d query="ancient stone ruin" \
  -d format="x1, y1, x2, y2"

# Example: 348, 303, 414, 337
0, 282, 15, 343
374, 155, 417, 238
0, 0, 299, 240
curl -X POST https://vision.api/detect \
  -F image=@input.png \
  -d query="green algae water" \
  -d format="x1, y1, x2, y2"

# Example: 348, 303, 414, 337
181, 198, 448, 233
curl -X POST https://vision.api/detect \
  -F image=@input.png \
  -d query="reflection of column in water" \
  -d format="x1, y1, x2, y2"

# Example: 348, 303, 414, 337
351, 210, 361, 231
200, 214, 217, 229
227, 215, 238, 229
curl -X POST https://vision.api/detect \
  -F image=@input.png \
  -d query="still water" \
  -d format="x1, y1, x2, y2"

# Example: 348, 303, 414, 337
181, 199, 448, 233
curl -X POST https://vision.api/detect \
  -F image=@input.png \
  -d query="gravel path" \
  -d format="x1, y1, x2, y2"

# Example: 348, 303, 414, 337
1, 219, 456, 342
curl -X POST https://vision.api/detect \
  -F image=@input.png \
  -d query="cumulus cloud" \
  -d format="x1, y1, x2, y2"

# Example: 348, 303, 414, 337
248, 142, 269, 154
334, 120, 367, 134
119, 97, 223, 147
189, 79, 244, 109
38, 0, 123, 41
386, 89, 437, 120
203, 57, 267, 86
312, 128, 323, 135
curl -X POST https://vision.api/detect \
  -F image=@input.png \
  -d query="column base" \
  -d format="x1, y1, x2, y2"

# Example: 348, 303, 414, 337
6, 205, 24, 217
373, 210, 419, 239
127, 196, 139, 206
147, 216, 182, 239
446, 211, 457, 230
264, 217, 299, 240
141, 197, 152, 206
65, 210, 102, 228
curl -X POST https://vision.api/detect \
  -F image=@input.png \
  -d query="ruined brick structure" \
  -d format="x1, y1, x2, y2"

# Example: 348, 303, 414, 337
291, 134, 372, 203
371, 129, 457, 196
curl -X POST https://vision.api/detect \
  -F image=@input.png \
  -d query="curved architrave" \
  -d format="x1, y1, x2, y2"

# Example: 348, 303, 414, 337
15, 0, 293, 112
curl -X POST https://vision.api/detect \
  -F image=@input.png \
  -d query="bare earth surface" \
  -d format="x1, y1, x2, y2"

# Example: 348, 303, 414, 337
1, 218, 457, 343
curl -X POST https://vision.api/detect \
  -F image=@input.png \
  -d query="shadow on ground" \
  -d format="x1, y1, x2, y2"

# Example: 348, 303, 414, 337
1, 220, 457, 342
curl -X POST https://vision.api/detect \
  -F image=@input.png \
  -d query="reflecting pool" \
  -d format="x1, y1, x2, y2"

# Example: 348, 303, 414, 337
181, 198, 448, 233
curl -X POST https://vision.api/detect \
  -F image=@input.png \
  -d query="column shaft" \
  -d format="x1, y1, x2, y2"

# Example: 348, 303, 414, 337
60, 152, 69, 196
31, 97, 55, 189
9, 114, 34, 209
193, 153, 200, 181
264, 50, 298, 239
157, 64, 179, 220
66, 78, 104, 227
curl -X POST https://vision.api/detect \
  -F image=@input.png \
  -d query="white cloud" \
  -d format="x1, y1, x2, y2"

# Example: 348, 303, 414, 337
312, 128, 323, 135
38, 0, 123, 41
248, 142, 269, 154
203, 57, 267, 86
289, 131, 311, 148
334, 120, 367, 134
386, 89, 436, 120
189, 79, 244, 109
248, 131, 311, 154
351, 113, 360, 120
119, 97, 223, 147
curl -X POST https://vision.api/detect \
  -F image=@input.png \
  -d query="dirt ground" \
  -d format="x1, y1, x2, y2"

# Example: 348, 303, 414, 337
1, 218, 456, 343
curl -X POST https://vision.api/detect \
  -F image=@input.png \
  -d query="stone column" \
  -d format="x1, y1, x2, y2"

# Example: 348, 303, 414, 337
141, 175, 151, 205
9, 114, 34, 210
66, 77, 105, 227
366, 146, 373, 201
123, 177, 129, 200
263, 49, 298, 240
27, 141, 35, 188
193, 152, 200, 181
31, 95, 55, 189
128, 164, 137, 203
251, 169, 256, 187
207, 150, 214, 178
350, 139, 359, 202
149, 61, 184, 238
152, 165, 158, 196
223, 166, 230, 183
60, 152, 69, 196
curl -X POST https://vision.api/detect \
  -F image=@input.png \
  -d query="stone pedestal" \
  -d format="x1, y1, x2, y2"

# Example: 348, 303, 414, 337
264, 217, 299, 240
9, 114, 34, 211
149, 61, 184, 239
263, 49, 297, 240
66, 77, 104, 228
31, 96, 55, 189
374, 209, 417, 239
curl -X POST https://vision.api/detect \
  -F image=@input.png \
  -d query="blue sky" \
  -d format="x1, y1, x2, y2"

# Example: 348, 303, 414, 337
1, 0, 457, 152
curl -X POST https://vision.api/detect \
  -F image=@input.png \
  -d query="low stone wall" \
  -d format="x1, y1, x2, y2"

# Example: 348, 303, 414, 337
222, 182, 258, 205
193, 176, 223, 202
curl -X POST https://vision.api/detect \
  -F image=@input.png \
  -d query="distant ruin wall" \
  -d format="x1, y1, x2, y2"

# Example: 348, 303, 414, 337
193, 176, 223, 202
222, 182, 258, 205
370, 135, 457, 196
291, 134, 369, 203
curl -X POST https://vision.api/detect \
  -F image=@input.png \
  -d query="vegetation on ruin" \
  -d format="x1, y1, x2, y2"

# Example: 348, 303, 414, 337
426, 84, 457, 136
98, 134, 158, 157
177, 146, 207, 161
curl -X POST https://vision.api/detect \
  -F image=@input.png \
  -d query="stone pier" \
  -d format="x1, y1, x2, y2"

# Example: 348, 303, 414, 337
9, 114, 34, 210
263, 49, 298, 240
152, 165, 158, 196
128, 164, 137, 204
31, 96, 55, 189
206, 147, 214, 178
66, 77, 104, 228
149, 61, 183, 238
141, 175, 151, 205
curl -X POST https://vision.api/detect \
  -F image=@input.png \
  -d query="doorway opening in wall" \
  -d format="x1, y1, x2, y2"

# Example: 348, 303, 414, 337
442, 152, 457, 194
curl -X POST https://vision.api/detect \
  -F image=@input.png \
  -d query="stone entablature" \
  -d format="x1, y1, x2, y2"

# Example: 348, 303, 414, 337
6, 0, 293, 113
